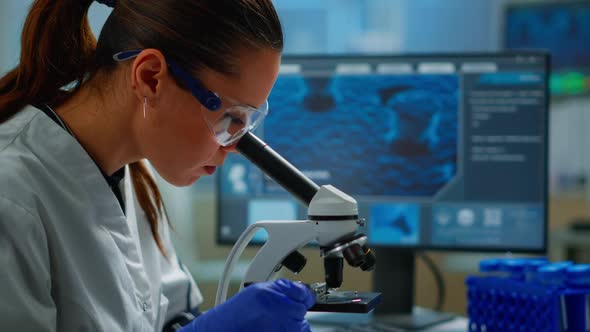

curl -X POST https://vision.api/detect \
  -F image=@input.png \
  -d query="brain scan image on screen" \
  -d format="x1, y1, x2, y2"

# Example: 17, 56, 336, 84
263, 74, 459, 198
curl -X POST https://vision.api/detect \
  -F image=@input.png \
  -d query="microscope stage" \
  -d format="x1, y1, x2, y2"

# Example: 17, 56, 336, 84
309, 291, 382, 313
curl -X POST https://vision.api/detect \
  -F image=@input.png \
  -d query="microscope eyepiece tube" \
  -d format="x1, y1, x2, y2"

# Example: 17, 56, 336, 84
236, 132, 320, 206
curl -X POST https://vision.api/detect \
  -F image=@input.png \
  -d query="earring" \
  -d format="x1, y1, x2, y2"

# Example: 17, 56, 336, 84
143, 97, 147, 118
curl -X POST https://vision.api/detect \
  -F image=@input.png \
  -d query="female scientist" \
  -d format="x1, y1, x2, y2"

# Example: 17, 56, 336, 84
0, 0, 314, 331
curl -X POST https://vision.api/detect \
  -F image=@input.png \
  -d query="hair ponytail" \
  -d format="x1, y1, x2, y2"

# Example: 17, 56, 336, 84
0, 0, 96, 122
129, 161, 167, 255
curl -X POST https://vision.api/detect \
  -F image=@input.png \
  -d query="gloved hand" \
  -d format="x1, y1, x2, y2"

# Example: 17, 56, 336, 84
181, 279, 315, 332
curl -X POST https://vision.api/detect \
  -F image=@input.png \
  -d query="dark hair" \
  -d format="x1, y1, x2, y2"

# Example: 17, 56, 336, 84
0, 0, 283, 254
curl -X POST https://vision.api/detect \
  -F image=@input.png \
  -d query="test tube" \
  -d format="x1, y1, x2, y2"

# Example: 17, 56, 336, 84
565, 264, 590, 332
538, 261, 573, 332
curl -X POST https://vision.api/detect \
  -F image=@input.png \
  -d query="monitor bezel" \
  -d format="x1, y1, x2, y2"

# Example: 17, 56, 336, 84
215, 51, 550, 254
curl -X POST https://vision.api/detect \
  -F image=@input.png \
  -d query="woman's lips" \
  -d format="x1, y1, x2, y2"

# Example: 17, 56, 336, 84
204, 166, 217, 175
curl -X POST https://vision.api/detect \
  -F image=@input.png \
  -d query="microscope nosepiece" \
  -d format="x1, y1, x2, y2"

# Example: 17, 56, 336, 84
359, 245, 376, 271
342, 243, 366, 268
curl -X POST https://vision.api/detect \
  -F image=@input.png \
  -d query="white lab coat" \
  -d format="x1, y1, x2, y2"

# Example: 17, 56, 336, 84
0, 106, 203, 331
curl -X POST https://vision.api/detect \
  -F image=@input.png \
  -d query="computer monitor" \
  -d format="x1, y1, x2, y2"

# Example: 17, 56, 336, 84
217, 52, 549, 327
503, 1, 590, 97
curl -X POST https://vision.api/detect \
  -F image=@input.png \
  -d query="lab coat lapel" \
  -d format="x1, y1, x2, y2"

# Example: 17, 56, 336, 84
30, 107, 154, 319
123, 167, 163, 314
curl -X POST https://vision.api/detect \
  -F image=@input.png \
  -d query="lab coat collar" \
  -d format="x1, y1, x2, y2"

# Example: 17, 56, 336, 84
26, 105, 126, 220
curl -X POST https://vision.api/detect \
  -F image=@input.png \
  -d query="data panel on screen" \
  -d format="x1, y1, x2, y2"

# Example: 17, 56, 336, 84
218, 53, 548, 252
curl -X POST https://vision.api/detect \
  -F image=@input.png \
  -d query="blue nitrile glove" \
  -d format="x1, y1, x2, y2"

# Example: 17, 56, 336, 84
181, 279, 315, 332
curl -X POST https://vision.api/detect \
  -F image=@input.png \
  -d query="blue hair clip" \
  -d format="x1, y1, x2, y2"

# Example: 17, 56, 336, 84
112, 50, 141, 62
96, 0, 116, 8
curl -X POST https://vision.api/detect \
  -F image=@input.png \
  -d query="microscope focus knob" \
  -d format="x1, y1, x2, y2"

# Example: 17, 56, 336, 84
282, 250, 307, 274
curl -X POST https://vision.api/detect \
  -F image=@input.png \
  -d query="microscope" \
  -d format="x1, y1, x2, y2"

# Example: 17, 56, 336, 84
215, 132, 381, 313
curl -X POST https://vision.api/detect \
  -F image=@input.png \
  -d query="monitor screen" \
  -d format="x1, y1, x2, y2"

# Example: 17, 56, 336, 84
217, 53, 549, 253
504, 1, 590, 96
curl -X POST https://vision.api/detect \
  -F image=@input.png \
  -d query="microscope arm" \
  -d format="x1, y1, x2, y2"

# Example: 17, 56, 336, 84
243, 221, 317, 282
215, 220, 317, 306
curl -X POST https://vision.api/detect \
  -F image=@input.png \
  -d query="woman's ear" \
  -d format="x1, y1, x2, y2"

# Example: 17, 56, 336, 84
130, 49, 168, 102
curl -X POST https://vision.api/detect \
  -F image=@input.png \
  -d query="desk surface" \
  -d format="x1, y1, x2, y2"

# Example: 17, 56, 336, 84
308, 313, 468, 332
549, 227, 590, 261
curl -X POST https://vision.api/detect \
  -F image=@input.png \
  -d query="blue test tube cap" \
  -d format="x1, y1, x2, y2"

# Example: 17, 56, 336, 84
566, 264, 590, 288
502, 259, 528, 274
537, 261, 573, 284
479, 258, 502, 272
523, 258, 549, 272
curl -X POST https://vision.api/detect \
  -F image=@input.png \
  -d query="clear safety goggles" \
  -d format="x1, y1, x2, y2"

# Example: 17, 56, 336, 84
113, 50, 269, 146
